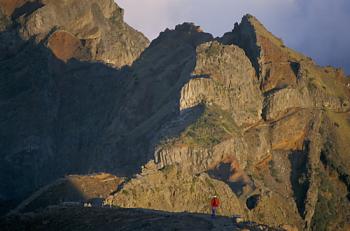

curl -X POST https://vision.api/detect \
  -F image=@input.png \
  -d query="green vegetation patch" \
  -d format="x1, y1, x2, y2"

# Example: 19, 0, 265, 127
311, 169, 346, 231
314, 113, 350, 231
304, 66, 349, 100
268, 160, 282, 183
325, 111, 350, 167
179, 104, 239, 148
204, 43, 223, 57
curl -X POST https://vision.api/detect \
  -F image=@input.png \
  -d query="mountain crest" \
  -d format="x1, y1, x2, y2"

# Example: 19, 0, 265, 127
221, 14, 309, 92
0, 0, 149, 67
174, 22, 203, 33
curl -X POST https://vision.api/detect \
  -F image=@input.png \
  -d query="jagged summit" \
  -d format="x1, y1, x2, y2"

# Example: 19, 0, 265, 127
174, 22, 203, 32
221, 14, 318, 93
240, 14, 284, 46
148, 22, 213, 50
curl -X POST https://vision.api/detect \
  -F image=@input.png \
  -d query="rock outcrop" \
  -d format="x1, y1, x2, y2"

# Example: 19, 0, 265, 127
220, 14, 305, 93
180, 41, 263, 126
0, 0, 27, 17
105, 164, 245, 217
1, 0, 149, 66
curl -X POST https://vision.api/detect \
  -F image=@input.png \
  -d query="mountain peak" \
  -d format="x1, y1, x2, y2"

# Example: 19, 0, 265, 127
149, 22, 213, 50
241, 14, 285, 47
0, 0, 149, 67
220, 14, 308, 92
174, 22, 204, 33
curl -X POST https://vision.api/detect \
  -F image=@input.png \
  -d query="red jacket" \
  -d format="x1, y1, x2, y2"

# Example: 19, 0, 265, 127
211, 197, 220, 207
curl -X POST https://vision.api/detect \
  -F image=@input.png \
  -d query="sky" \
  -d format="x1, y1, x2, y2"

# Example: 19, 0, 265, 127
117, 0, 350, 75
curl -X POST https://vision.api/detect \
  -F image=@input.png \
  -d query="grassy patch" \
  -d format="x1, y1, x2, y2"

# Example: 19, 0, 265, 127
304, 65, 348, 99
268, 160, 282, 183
205, 43, 222, 57
325, 111, 350, 166
157, 104, 241, 149
311, 171, 338, 231
121, 190, 129, 195
161, 165, 176, 175
179, 104, 238, 148
315, 113, 350, 230
268, 160, 278, 178
307, 78, 318, 92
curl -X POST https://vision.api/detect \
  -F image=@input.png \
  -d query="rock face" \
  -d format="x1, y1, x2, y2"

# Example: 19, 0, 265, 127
0, 0, 27, 17
1, 1, 350, 230
0, 0, 149, 215
180, 41, 263, 126
220, 14, 304, 93
105, 165, 245, 217
1, 0, 149, 66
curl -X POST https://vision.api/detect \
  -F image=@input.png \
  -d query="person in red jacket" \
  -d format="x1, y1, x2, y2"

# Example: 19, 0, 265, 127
210, 195, 220, 218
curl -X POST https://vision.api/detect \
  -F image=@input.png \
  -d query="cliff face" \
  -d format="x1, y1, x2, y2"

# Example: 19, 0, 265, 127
220, 14, 304, 93
181, 41, 263, 126
0, 0, 149, 66
1, 1, 350, 230
0, 0, 149, 213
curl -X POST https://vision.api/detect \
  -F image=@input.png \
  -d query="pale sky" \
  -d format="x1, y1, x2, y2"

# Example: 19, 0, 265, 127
117, 0, 350, 74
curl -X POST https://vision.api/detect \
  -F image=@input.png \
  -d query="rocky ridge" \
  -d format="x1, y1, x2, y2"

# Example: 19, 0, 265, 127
105, 164, 245, 217
0, 0, 149, 66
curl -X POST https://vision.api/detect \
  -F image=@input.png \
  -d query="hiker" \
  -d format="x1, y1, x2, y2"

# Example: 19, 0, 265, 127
210, 195, 220, 218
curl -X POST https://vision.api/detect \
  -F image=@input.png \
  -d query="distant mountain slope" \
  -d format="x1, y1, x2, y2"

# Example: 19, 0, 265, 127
0, 0, 149, 214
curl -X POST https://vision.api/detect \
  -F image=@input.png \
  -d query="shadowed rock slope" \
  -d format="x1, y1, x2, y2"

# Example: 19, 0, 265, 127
0, 0, 149, 214
10, 173, 123, 214
1, 1, 350, 230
